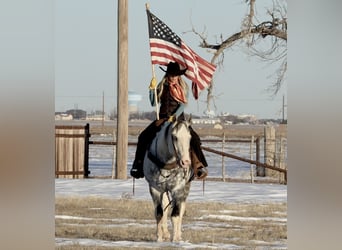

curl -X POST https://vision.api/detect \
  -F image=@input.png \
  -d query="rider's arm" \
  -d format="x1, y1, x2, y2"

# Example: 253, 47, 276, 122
149, 88, 156, 107
172, 88, 188, 119
173, 103, 185, 118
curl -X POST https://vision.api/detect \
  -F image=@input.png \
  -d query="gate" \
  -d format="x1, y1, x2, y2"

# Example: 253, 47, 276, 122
55, 124, 90, 178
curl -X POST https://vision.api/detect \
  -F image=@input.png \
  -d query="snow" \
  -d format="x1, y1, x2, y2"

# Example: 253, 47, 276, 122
200, 214, 287, 223
56, 237, 244, 249
55, 178, 287, 249
55, 178, 287, 204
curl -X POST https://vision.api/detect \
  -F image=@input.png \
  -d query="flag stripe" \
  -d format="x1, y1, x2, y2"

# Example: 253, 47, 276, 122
150, 39, 216, 78
147, 10, 216, 99
150, 47, 211, 89
150, 39, 215, 86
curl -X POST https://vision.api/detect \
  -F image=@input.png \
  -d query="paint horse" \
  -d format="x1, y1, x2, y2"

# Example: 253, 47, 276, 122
143, 119, 193, 242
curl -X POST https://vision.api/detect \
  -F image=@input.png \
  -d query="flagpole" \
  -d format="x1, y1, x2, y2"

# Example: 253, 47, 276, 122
151, 65, 159, 120
146, 2, 159, 120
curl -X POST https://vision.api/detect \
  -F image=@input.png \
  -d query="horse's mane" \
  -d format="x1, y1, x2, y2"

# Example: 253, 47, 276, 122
173, 120, 186, 131
161, 120, 187, 140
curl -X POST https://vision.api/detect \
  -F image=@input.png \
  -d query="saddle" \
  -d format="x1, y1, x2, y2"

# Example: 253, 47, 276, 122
147, 151, 178, 170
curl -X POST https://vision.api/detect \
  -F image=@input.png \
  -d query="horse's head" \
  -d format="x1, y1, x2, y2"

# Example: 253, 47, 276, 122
170, 119, 192, 168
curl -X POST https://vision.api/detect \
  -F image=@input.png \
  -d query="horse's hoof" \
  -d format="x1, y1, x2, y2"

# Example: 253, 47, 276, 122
172, 236, 182, 243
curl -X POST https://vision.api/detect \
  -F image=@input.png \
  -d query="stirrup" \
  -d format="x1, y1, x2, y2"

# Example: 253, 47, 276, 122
196, 167, 208, 179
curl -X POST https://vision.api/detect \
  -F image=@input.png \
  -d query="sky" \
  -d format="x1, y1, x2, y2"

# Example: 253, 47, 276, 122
55, 0, 287, 119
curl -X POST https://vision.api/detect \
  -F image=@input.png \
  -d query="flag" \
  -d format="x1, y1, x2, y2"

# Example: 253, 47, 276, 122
146, 9, 216, 99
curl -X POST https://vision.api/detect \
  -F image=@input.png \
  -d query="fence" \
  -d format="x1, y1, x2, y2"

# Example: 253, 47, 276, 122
55, 124, 90, 178
55, 124, 287, 184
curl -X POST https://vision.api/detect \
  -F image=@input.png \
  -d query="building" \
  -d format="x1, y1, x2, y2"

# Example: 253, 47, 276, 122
128, 91, 142, 114
55, 113, 73, 120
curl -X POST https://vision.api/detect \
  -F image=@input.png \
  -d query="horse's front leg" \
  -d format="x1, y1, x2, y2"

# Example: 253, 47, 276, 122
160, 192, 171, 241
150, 188, 170, 242
171, 200, 186, 242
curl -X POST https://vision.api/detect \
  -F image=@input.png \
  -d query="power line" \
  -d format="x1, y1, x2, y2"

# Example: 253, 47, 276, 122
56, 95, 116, 98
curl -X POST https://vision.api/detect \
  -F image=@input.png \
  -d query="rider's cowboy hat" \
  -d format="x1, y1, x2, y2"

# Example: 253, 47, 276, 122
160, 62, 187, 76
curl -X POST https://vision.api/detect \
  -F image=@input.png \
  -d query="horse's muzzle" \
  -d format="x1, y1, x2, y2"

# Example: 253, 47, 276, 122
179, 157, 191, 168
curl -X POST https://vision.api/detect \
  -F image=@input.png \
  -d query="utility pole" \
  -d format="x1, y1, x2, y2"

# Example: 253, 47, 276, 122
282, 94, 287, 123
102, 91, 105, 128
116, 0, 128, 179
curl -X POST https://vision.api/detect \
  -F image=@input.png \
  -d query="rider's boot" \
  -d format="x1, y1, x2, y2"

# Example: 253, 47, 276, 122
190, 150, 208, 180
130, 159, 144, 178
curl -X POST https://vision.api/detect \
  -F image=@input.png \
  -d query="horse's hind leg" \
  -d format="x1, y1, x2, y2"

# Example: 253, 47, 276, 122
150, 188, 170, 242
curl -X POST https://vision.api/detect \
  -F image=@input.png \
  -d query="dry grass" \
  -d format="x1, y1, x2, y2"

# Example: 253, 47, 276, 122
56, 197, 287, 249
90, 124, 287, 138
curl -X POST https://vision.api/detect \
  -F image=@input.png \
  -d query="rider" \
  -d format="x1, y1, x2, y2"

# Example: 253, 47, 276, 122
130, 62, 208, 180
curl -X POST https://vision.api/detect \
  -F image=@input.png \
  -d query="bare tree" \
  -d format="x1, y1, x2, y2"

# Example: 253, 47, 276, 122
190, 0, 287, 112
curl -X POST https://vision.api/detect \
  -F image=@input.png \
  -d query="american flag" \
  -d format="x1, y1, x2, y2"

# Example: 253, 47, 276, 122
146, 9, 216, 99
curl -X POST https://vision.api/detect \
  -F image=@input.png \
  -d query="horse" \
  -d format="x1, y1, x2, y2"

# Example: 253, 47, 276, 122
143, 119, 194, 242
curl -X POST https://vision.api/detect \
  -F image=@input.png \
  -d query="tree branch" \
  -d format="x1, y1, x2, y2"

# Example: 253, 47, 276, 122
191, 0, 287, 113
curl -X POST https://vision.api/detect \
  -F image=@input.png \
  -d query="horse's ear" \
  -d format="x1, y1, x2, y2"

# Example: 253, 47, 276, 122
187, 114, 192, 125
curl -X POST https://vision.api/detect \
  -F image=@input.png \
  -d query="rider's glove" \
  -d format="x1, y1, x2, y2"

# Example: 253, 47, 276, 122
149, 77, 157, 89
168, 115, 176, 122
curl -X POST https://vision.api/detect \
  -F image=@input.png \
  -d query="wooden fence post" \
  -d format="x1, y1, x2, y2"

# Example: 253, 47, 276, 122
84, 123, 90, 178
250, 135, 254, 183
264, 126, 276, 177
256, 136, 264, 177
279, 137, 286, 183
222, 133, 226, 181
255, 137, 261, 175
111, 131, 116, 179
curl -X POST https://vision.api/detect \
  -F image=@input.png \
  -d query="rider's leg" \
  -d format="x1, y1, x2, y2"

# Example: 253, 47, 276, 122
131, 119, 166, 178
131, 122, 156, 178
190, 149, 208, 179
189, 126, 208, 179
